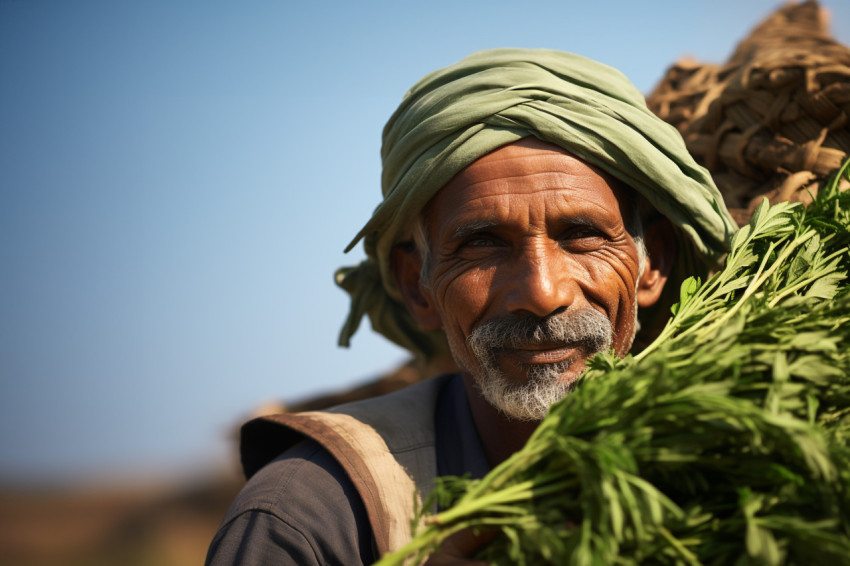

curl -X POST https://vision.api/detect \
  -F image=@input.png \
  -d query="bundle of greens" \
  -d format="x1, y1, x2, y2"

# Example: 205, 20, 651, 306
378, 159, 850, 566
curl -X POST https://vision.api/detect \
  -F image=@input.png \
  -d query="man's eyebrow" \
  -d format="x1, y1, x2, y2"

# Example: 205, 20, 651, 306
452, 219, 500, 241
450, 215, 601, 240
555, 214, 597, 227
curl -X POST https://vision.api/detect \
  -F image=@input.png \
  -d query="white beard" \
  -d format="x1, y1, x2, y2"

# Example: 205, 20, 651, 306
458, 307, 615, 422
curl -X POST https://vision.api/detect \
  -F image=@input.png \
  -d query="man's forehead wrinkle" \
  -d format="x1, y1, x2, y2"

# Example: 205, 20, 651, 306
434, 186, 621, 234
556, 191, 625, 226
457, 170, 600, 196
436, 192, 617, 231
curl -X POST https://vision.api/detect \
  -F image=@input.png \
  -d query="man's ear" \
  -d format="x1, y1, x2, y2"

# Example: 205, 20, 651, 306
390, 245, 442, 331
636, 218, 676, 308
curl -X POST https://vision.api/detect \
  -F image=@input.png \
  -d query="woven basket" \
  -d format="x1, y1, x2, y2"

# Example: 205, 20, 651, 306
647, 0, 850, 225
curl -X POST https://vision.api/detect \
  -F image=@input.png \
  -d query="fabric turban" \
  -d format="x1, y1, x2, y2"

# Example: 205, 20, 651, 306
336, 48, 737, 359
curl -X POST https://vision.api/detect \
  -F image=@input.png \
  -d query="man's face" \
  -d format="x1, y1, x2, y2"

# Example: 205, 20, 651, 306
419, 140, 645, 420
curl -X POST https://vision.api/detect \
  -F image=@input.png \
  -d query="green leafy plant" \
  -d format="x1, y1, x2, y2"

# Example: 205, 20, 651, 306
378, 159, 850, 566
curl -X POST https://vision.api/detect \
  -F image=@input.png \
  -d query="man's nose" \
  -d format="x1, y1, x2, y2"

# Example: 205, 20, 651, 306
503, 244, 576, 317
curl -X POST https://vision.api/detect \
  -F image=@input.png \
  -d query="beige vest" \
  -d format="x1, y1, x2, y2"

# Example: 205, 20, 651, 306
240, 374, 452, 556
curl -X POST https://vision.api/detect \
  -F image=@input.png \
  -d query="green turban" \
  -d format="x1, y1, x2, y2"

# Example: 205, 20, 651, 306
336, 48, 736, 358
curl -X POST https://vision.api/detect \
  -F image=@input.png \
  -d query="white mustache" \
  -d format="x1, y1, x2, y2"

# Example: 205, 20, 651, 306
467, 308, 613, 359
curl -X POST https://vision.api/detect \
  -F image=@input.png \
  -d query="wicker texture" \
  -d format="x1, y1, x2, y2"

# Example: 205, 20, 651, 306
647, 0, 850, 225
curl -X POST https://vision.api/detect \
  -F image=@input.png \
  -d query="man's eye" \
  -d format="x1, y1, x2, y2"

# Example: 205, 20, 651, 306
460, 233, 504, 248
562, 226, 602, 239
560, 227, 604, 248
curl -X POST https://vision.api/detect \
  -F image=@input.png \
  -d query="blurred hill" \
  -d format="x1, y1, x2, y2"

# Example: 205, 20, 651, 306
0, 474, 241, 566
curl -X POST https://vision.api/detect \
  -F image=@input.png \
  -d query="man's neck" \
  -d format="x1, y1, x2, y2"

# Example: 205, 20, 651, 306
461, 374, 540, 468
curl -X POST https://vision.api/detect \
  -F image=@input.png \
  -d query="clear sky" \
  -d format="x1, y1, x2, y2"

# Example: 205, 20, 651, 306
2, 0, 848, 484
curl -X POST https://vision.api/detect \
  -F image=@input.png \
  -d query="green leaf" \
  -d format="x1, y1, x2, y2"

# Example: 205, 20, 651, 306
805, 271, 844, 300
673, 276, 701, 316
730, 223, 752, 252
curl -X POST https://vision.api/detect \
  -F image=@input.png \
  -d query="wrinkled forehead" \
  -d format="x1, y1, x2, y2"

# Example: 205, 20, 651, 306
421, 138, 637, 227
455, 138, 628, 190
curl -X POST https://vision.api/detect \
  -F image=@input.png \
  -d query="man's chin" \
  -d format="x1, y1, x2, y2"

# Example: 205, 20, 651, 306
474, 362, 580, 422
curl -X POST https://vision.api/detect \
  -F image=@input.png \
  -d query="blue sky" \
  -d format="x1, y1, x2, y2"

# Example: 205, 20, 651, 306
2, 0, 848, 483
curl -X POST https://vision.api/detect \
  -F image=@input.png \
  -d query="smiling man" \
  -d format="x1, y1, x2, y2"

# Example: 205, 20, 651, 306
391, 138, 674, 467
206, 49, 736, 565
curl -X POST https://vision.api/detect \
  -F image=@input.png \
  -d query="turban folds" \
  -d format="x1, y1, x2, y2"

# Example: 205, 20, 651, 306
336, 48, 736, 358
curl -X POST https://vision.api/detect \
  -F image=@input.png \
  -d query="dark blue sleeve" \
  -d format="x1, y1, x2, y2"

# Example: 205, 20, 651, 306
205, 440, 376, 565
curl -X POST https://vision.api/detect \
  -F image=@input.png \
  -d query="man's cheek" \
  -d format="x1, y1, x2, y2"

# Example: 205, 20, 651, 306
444, 274, 492, 311
582, 275, 623, 312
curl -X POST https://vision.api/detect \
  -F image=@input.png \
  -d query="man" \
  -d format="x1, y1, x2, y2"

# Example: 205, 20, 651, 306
206, 48, 735, 565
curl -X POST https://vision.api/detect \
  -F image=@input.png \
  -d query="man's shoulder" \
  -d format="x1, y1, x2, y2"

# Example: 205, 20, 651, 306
234, 374, 458, 556
226, 439, 344, 518
207, 438, 375, 565
241, 374, 455, 478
